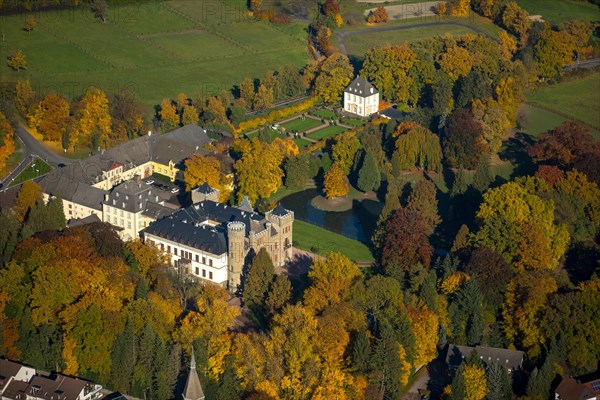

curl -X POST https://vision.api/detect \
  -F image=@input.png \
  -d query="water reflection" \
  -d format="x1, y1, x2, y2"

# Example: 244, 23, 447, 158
280, 189, 382, 243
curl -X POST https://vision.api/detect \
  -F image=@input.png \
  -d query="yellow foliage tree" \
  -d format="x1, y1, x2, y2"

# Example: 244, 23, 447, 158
0, 111, 16, 171
499, 30, 517, 61
234, 138, 285, 204
184, 154, 232, 202
28, 94, 70, 141
438, 46, 473, 80
74, 87, 112, 148
440, 272, 470, 294
450, 0, 470, 16
159, 98, 179, 131
463, 364, 488, 400
323, 164, 349, 199
181, 104, 199, 126
408, 305, 439, 368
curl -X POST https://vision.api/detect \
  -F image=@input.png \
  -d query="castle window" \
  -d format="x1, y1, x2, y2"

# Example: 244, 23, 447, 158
195, 267, 199, 275
196, 255, 199, 262
209, 271, 213, 280
174, 248, 178, 256
167, 245, 171, 253
209, 259, 213, 267
202, 256, 206, 264
202, 269, 206, 277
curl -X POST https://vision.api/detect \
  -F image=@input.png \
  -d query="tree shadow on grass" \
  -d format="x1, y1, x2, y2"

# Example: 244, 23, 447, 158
498, 132, 536, 180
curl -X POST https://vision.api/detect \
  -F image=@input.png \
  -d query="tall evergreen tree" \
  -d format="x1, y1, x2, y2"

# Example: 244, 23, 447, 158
111, 318, 136, 392
371, 324, 404, 399
486, 361, 513, 400
284, 154, 311, 190
46, 194, 66, 230
526, 355, 555, 399
0, 207, 20, 264
352, 328, 371, 373
216, 355, 242, 400
152, 336, 172, 400
472, 153, 493, 193
357, 149, 381, 192
242, 248, 275, 309
406, 179, 441, 235
265, 273, 292, 316
450, 165, 467, 197
133, 323, 156, 395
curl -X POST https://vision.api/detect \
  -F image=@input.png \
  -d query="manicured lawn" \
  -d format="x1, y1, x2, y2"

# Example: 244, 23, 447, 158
312, 109, 337, 119
340, 118, 366, 127
518, 104, 569, 137
516, 0, 599, 24
342, 15, 502, 58
282, 117, 323, 132
0, 1, 309, 113
526, 74, 600, 130
9, 158, 52, 187
293, 137, 313, 147
293, 220, 375, 262
307, 125, 348, 140
246, 129, 282, 141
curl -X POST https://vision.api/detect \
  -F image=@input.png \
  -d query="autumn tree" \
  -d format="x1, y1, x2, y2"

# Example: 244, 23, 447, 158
15, 80, 36, 118
74, 87, 112, 148
7, 50, 27, 71
361, 44, 418, 104
443, 108, 485, 169
452, 364, 488, 400
382, 208, 433, 280
471, 97, 512, 153
13, 180, 42, 223
474, 178, 570, 270
465, 247, 513, 308
233, 138, 285, 204
331, 131, 360, 175
498, 30, 517, 61
28, 94, 70, 141
181, 105, 199, 126
393, 123, 442, 172
303, 252, 362, 313
367, 6, 388, 23
111, 90, 144, 140
323, 163, 349, 198
184, 154, 232, 202
0, 111, 16, 171
253, 84, 273, 111
243, 248, 275, 309
501, 2, 531, 48
23, 15, 37, 32
438, 46, 473, 81
159, 99, 179, 132
306, 53, 354, 103
239, 77, 255, 106
534, 27, 577, 79
407, 179, 441, 235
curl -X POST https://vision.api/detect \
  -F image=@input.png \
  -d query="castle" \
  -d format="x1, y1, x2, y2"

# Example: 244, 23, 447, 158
143, 184, 294, 291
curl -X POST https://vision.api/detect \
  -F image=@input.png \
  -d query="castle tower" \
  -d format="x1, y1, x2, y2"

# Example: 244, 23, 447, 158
183, 348, 205, 400
227, 221, 246, 291
266, 204, 294, 266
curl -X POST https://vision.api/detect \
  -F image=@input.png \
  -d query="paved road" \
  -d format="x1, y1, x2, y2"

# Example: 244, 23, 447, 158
15, 125, 73, 167
336, 21, 495, 55
564, 58, 600, 70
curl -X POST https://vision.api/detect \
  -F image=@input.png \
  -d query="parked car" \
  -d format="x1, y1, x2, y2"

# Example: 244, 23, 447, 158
145, 180, 154, 185
171, 187, 180, 193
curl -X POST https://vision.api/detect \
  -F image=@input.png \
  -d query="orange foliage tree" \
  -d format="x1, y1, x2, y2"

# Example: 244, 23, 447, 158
323, 164, 349, 198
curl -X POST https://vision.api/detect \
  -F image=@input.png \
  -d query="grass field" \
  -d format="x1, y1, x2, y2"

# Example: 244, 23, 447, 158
0, 0, 309, 113
341, 14, 503, 58
282, 117, 323, 132
246, 128, 282, 141
312, 109, 337, 119
308, 125, 348, 140
518, 104, 569, 137
516, 0, 599, 24
293, 220, 375, 262
293, 137, 313, 147
340, 118, 367, 127
10, 157, 52, 187
526, 73, 600, 130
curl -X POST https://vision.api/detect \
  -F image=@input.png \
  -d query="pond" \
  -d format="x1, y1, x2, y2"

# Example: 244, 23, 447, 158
280, 189, 383, 243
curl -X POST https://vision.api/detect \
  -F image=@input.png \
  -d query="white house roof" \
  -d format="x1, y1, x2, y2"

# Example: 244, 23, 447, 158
344, 76, 379, 96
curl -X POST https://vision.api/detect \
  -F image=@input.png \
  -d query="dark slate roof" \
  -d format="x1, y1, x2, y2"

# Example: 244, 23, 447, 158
104, 181, 173, 213
446, 344, 524, 370
37, 173, 106, 211
238, 196, 253, 213
67, 214, 102, 228
271, 203, 289, 217
143, 202, 176, 220
195, 182, 214, 195
344, 76, 379, 96
380, 107, 406, 121
0, 358, 26, 385
143, 200, 268, 255
26, 375, 91, 400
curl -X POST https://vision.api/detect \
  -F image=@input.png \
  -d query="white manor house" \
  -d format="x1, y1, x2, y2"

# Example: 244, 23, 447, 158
343, 76, 380, 117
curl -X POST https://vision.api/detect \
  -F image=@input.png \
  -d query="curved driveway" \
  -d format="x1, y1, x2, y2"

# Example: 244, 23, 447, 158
336, 21, 494, 55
